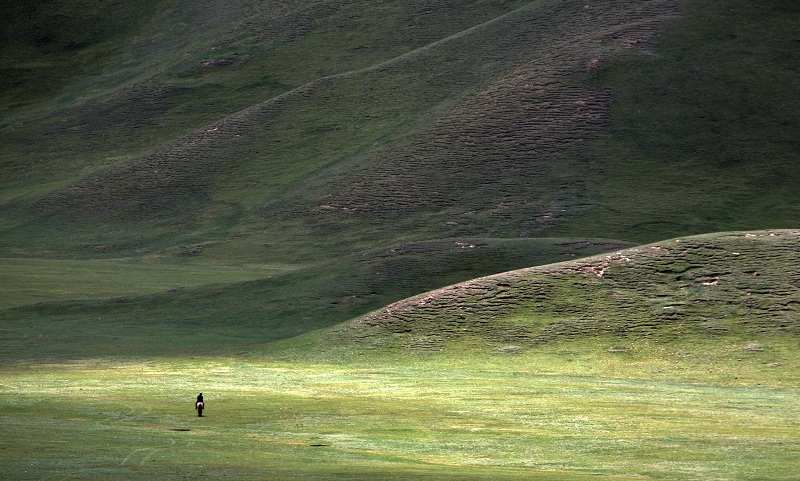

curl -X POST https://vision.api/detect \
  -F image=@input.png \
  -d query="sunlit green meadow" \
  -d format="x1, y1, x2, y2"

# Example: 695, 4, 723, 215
2, 348, 798, 480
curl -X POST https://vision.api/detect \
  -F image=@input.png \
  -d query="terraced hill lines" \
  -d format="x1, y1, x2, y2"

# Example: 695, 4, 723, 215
4, 0, 796, 264
331, 230, 800, 352
3, 1, 531, 198
308, 0, 681, 235
25, 0, 680, 235
31, 76, 337, 220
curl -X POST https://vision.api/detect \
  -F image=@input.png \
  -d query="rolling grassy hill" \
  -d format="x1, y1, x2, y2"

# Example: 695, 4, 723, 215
0, 236, 630, 361
1, 0, 797, 343
300, 230, 799, 369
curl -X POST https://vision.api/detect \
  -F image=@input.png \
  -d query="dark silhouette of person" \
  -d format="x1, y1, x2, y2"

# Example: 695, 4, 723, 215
196, 392, 204, 416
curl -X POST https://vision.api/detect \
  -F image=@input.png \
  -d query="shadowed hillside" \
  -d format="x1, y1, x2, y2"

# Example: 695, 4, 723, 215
3, 0, 797, 264
3, 0, 682, 262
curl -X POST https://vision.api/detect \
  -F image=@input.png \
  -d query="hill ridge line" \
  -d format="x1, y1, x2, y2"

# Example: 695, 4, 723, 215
161, 0, 682, 136
104, 1, 551, 139
355, 229, 799, 319
32, 2, 543, 210
33, 0, 682, 219
335, 229, 800, 351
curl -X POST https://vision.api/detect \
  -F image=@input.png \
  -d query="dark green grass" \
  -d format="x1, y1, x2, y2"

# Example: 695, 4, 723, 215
1, 0, 543, 262
573, 0, 800, 241
0, 257, 285, 309
0, 237, 628, 361
0, 0, 176, 110
3, 0, 796, 263
1, 0, 530, 187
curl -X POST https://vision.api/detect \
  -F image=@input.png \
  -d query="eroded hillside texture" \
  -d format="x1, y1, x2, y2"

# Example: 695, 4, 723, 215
333, 230, 800, 352
1, 0, 798, 263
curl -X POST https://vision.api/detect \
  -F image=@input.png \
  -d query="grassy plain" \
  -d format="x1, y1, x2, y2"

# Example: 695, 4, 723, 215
2, 352, 798, 480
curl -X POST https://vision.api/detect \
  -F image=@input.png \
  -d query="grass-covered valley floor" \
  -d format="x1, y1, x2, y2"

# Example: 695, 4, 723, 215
3, 351, 799, 481
2, 231, 799, 480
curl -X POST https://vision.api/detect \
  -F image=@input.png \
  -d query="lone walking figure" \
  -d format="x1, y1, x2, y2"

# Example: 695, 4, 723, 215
195, 392, 204, 417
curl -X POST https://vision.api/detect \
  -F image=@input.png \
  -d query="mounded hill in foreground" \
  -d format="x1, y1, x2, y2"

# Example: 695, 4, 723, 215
295, 230, 799, 365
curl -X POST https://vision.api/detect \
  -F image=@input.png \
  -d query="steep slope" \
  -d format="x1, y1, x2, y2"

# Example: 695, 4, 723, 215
578, 0, 800, 240
3, 0, 796, 265
1, 1, 677, 258
1, 0, 539, 258
318, 230, 799, 355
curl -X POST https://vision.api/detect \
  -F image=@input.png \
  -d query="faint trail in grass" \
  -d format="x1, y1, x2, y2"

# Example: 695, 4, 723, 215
120, 443, 175, 467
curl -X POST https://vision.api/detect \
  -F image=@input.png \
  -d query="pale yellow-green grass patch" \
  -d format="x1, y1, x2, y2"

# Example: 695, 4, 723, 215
2, 357, 798, 480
